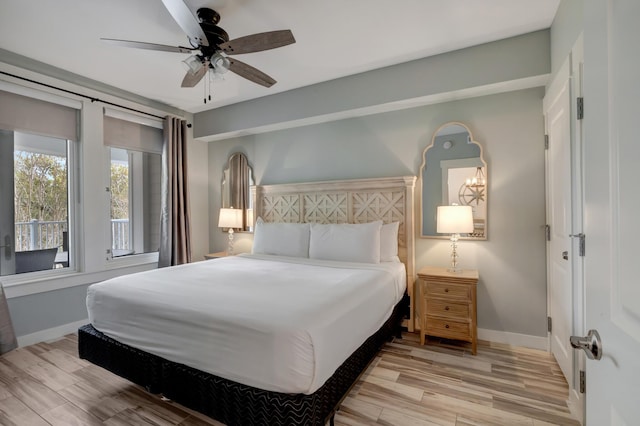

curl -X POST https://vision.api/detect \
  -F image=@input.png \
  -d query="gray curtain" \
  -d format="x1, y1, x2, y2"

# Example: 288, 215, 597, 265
159, 117, 191, 267
0, 282, 17, 354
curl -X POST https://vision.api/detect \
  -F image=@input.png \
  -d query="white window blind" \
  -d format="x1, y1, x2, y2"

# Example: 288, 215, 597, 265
0, 89, 79, 141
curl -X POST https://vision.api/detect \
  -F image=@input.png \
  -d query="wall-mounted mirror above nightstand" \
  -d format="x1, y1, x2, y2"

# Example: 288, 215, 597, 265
420, 122, 488, 240
221, 152, 254, 232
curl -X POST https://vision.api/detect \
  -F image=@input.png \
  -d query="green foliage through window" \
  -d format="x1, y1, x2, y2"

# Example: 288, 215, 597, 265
110, 163, 129, 220
14, 151, 67, 223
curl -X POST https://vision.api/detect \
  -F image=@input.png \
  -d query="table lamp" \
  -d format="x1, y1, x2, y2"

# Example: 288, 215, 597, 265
218, 207, 243, 255
437, 205, 474, 273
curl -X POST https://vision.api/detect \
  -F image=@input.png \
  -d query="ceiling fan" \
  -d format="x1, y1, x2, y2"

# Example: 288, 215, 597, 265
102, 0, 295, 90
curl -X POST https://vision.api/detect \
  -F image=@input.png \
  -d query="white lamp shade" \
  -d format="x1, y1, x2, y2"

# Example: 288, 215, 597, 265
437, 205, 474, 234
211, 52, 230, 74
218, 208, 243, 229
182, 55, 203, 74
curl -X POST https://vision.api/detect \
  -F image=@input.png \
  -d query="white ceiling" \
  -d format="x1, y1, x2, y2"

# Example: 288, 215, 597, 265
0, 0, 559, 114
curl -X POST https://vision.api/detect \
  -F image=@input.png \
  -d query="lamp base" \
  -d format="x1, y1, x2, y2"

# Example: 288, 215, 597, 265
227, 229, 235, 256
448, 233, 462, 273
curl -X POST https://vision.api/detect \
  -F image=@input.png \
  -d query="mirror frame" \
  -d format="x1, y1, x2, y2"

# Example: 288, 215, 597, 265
221, 152, 254, 232
419, 121, 488, 240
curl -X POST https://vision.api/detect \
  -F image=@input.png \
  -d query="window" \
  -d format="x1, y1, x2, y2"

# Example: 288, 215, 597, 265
109, 148, 161, 257
104, 111, 163, 259
0, 88, 78, 276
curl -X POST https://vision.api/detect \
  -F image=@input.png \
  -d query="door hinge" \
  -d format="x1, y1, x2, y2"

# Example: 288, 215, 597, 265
547, 316, 552, 333
544, 134, 549, 150
545, 225, 551, 241
570, 233, 586, 256
577, 97, 584, 120
579, 370, 586, 393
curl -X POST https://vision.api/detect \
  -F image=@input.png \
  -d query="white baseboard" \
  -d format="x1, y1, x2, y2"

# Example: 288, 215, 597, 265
478, 328, 548, 351
17, 318, 88, 347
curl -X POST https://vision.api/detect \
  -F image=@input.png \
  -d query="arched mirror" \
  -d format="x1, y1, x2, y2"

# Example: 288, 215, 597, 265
420, 122, 487, 239
221, 152, 254, 232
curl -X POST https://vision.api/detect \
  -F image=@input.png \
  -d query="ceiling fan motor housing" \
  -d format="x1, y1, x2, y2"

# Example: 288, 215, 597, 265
197, 8, 229, 54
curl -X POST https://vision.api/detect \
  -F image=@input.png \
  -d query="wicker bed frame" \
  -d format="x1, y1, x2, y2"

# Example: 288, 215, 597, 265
78, 176, 416, 425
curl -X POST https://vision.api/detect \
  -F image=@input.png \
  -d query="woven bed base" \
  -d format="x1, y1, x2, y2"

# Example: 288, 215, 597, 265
78, 297, 406, 426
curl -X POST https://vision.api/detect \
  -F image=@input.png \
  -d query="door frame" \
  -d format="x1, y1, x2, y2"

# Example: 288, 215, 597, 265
544, 35, 585, 423
568, 33, 585, 424
0, 130, 16, 276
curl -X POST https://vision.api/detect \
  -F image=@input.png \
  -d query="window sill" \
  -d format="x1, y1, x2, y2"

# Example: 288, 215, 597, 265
2, 254, 159, 299
105, 251, 159, 269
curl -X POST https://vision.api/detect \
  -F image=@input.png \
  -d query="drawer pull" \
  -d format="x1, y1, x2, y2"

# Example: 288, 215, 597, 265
445, 306, 450, 311
445, 324, 450, 329
444, 288, 449, 293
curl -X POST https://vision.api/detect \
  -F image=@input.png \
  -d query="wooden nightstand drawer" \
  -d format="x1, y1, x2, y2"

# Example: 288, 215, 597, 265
426, 299, 469, 319
425, 317, 471, 340
425, 281, 470, 301
417, 266, 479, 354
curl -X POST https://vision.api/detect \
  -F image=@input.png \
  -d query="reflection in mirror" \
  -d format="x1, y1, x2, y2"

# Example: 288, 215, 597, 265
420, 122, 487, 239
221, 152, 254, 232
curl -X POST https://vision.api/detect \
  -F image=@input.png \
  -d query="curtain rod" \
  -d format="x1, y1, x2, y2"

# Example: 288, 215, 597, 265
0, 70, 166, 121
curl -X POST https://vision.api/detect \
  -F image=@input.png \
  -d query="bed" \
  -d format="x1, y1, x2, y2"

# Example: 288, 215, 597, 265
79, 175, 416, 425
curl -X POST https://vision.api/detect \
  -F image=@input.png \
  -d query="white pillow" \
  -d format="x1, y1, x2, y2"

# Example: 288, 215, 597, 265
309, 221, 383, 263
380, 222, 400, 262
252, 218, 310, 258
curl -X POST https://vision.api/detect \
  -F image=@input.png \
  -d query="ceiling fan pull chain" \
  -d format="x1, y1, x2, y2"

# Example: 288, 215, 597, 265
208, 70, 212, 101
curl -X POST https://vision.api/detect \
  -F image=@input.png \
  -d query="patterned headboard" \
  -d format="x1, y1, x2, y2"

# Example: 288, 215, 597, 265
252, 176, 416, 331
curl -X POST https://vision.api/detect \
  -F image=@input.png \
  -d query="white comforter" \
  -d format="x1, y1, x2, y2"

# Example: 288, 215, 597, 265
87, 254, 406, 394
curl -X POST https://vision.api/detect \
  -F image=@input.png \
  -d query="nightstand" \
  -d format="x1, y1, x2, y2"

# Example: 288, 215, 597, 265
204, 251, 228, 260
417, 266, 479, 355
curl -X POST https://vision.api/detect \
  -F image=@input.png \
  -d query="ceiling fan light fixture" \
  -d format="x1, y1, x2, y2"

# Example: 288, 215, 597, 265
210, 52, 230, 75
182, 55, 203, 74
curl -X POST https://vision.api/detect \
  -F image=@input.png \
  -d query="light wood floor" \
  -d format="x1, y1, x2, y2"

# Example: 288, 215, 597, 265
0, 333, 579, 426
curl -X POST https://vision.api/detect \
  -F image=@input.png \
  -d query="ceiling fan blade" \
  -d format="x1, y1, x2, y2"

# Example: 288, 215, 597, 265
220, 30, 295, 55
161, 0, 209, 47
181, 65, 208, 88
101, 38, 195, 54
228, 58, 276, 88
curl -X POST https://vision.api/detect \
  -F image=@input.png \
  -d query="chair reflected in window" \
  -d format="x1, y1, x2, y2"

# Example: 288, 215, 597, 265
58, 231, 69, 267
15, 248, 58, 274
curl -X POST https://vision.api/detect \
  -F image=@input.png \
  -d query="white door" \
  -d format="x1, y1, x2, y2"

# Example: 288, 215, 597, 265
581, 1, 640, 424
0, 130, 16, 276
543, 60, 573, 384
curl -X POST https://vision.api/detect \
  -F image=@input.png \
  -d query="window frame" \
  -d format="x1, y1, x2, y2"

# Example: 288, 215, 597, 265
104, 109, 163, 266
1, 80, 163, 297
0, 83, 79, 280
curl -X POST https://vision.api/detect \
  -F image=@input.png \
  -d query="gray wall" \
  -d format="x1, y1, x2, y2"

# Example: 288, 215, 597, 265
7, 284, 90, 336
550, 0, 583, 76
195, 30, 550, 141
209, 87, 548, 337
